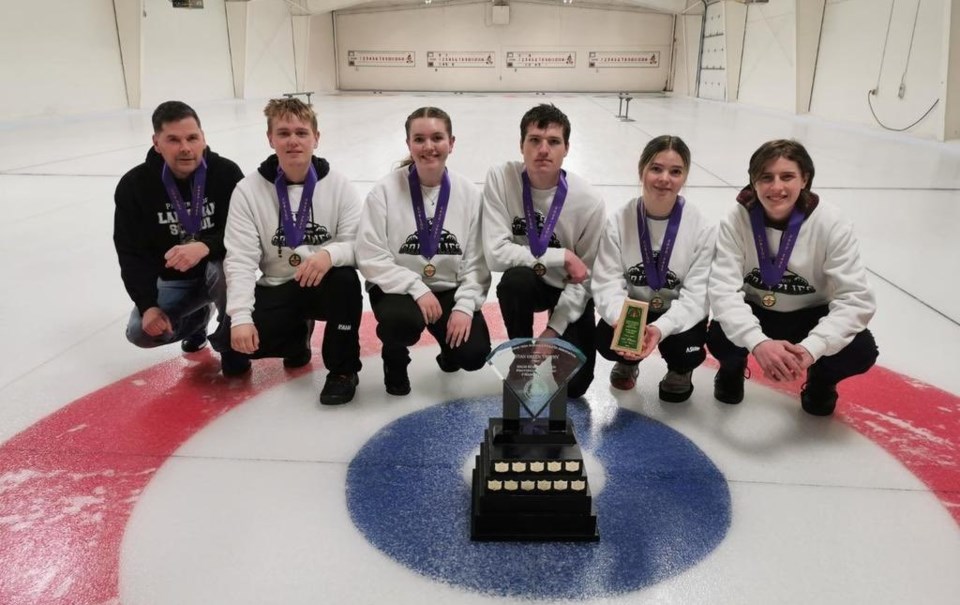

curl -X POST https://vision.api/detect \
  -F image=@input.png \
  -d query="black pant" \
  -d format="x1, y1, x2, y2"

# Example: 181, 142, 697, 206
213, 266, 362, 375
496, 267, 596, 398
707, 303, 878, 386
369, 285, 491, 372
596, 315, 708, 373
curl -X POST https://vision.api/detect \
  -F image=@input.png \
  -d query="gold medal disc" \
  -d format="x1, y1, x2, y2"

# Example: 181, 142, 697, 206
533, 263, 547, 277
288, 253, 302, 267
761, 292, 777, 308
423, 263, 436, 278
650, 295, 664, 311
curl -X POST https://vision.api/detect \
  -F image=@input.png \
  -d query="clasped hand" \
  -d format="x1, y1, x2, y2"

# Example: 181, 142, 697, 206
752, 340, 814, 382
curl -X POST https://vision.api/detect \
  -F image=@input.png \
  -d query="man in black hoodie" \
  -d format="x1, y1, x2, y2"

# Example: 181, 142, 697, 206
113, 101, 246, 372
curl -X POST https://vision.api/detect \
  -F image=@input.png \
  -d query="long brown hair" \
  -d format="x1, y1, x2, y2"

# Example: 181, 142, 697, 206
400, 106, 453, 168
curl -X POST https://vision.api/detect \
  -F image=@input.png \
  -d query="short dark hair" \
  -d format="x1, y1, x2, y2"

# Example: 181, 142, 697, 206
748, 139, 815, 190
520, 104, 571, 145
151, 101, 201, 133
639, 135, 691, 174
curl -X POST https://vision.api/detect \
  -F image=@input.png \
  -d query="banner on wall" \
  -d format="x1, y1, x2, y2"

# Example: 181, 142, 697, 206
172, 0, 204, 7
588, 51, 661, 68
347, 51, 416, 68
505, 51, 576, 69
427, 51, 496, 68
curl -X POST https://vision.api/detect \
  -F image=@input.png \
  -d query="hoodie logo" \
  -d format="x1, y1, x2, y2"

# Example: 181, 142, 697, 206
624, 254, 680, 290
398, 219, 462, 256
271, 222, 332, 248
511, 211, 562, 248
744, 268, 816, 295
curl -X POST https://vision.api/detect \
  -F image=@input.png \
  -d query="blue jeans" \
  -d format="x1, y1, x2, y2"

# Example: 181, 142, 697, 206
125, 261, 227, 349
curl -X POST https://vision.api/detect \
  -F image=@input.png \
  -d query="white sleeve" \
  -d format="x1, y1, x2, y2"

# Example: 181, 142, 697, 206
709, 211, 766, 351
224, 186, 263, 327
355, 184, 431, 300
590, 212, 627, 327
323, 179, 363, 267
453, 190, 491, 315
482, 167, 566, 272
800, 220, 876, 360
652, 220, 715, 338
548, 199, 605, 334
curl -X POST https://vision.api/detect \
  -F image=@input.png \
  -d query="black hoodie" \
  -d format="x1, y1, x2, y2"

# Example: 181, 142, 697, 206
113, 147, 244, 314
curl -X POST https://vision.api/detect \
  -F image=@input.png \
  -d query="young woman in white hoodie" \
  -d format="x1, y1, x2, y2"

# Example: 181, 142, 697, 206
592, 135, 714, 402
355, 107, 491, 396
707, 139, 878, 416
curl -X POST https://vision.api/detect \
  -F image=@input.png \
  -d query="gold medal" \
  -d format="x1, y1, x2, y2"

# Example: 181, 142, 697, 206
288, 253, 302, 267
650, 295, 664, 311
533, 263, 547, 277
423, 263, 436, 277
761, 292, 777, 308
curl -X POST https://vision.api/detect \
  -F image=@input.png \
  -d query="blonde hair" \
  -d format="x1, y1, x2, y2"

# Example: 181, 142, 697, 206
263, 98, 318, 133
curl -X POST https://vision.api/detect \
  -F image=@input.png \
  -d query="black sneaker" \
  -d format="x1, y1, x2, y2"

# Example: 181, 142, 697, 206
221, 350, 251, 377
436, 352, 460, 373
384, 365, 411, 396
283, 347, 312, 369
800, 381, 838, 416
320, 373, 358, 406
714, 359, 747, 404
659, 370, 694, 403
181, 330, 208, 353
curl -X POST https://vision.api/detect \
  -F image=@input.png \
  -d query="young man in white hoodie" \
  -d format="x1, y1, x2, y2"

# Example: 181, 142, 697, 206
482, 104, 606, 398
222, 98, 363, 405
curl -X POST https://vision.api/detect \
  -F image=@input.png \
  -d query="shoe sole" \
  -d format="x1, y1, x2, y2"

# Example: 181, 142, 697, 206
320, 375, 358, 405
181, 340, 208, 353
222, 365, 251, 378
659, 385, 693, 403
714, 392, 743, 405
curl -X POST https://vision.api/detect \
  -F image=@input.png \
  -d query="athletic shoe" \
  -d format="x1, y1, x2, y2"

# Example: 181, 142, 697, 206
714, 359, 748, 404
659, 370, 694, 402
221, 350, 251, 377
319, 373, 358, 406
609, 362, 639, 390
181, 330, 208, 353
436, 352, 460, 373
384, 365, 411, 396
800, 381, 838, 416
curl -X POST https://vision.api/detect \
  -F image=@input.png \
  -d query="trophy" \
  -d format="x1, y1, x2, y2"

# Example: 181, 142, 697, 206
470, 338, 599, 541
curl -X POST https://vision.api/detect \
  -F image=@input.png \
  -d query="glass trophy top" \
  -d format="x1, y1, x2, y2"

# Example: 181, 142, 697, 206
486, 338, 587, 419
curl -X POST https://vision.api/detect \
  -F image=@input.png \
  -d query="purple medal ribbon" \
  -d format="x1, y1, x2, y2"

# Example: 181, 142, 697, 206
274, 164, 318, 248
637, 196, 685, 290
521, 170, 568, 258
748, 203, 805, 289
161, 158, 207, 236
408, 165, 451, 261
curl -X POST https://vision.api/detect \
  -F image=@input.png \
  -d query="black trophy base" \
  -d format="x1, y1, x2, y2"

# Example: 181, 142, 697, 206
470, 418, 599, 542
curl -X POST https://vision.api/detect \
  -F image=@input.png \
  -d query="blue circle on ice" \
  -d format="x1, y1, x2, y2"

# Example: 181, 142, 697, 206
346, 397, 731, 599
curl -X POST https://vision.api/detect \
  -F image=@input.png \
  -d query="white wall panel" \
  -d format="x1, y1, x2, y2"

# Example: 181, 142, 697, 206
737, 0, 797, 113
306, 14, 338, 93
810, 0, 946, 139
140, 0, 233, 108
0, 0, 126, 120
335, 2, 674, 92
243, 0, 298, 98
